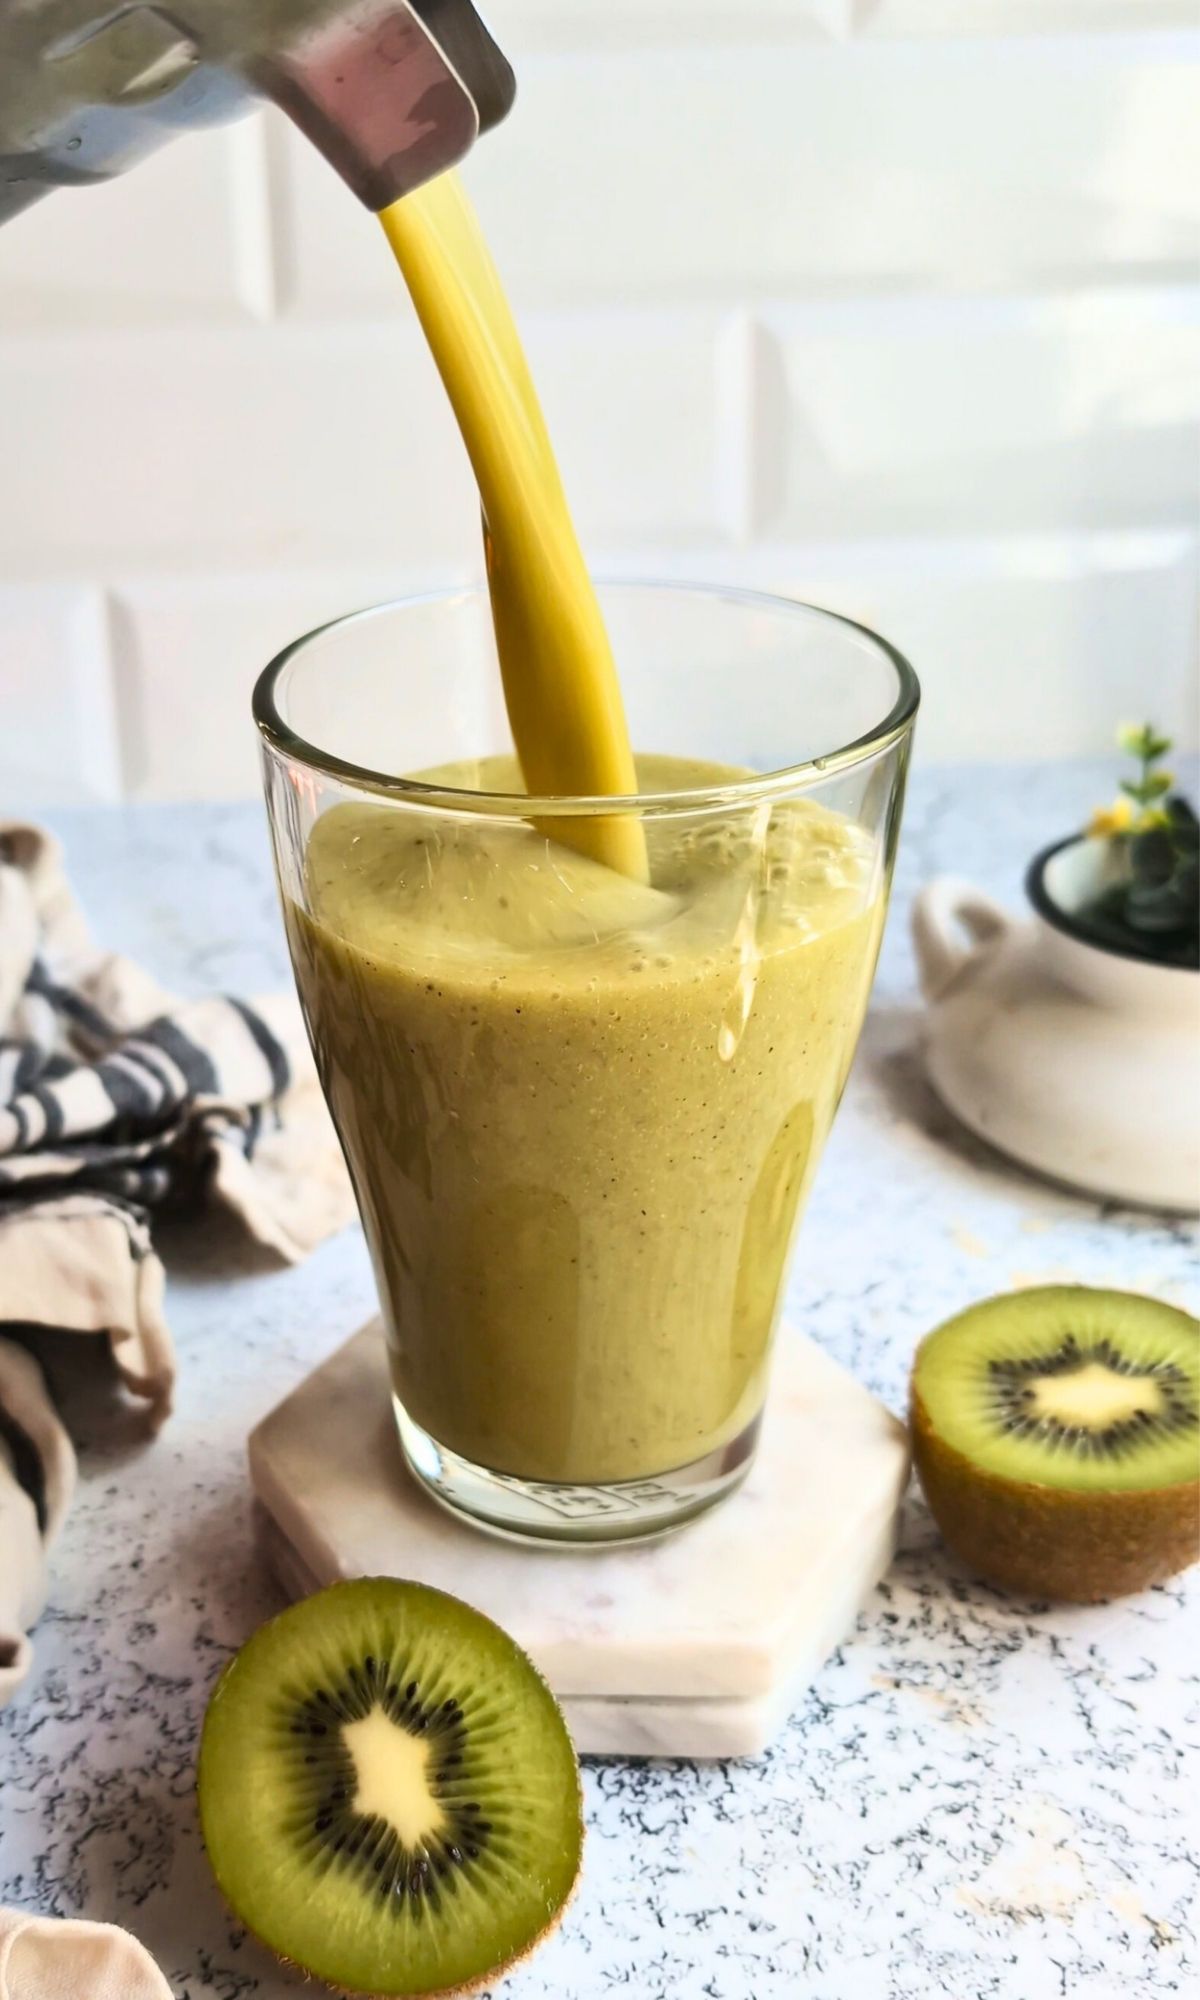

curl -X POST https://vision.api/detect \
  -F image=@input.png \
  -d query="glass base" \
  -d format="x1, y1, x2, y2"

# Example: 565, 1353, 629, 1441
394, 1398, 761, 1547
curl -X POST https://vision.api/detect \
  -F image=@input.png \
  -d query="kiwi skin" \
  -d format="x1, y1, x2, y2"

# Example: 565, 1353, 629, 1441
912, 1387, 1200, 1603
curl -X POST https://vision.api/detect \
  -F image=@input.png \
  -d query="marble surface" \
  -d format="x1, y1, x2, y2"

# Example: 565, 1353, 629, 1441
254, 1509, 803, 1762
1, 760, 1197, 2000
248, 1323, 908, 1748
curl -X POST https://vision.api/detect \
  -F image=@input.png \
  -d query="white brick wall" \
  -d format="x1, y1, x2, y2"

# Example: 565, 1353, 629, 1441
0, 5, 1196, 805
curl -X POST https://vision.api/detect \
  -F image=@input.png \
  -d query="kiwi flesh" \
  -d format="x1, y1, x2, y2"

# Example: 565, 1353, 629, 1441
911, 1286, 1199, 1602
198, 1578, 582, 1998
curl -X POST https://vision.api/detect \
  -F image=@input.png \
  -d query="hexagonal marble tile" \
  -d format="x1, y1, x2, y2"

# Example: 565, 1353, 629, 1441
249, 1324, 909, 1758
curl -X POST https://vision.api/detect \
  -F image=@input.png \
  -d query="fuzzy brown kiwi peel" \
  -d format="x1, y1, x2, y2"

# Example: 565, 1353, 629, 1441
910, 1286, 1200, 1603
198, 1578, 582, 1997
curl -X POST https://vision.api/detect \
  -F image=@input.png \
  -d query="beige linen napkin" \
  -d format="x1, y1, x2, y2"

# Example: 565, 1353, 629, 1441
0, 1908, 174, 1999
0, 821, 355, 1705
0, 1339, 74, 1707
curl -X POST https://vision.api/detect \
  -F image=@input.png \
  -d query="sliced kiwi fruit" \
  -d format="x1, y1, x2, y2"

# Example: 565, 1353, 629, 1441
198, 1578, 582, 1997
911, 1286, 1199, 1602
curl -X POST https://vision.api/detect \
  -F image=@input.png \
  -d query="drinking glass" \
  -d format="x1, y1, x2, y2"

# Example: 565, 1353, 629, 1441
255, 582, 918, 1543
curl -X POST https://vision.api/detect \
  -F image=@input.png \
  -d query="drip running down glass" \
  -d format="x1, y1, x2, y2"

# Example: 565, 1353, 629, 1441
256, 582, 918, 1544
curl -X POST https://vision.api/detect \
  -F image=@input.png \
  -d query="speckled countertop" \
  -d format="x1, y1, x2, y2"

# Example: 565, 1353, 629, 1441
2, 761, 1197, 2000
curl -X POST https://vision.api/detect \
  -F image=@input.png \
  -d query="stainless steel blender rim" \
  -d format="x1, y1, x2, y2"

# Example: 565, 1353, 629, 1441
0, 0, 516, 218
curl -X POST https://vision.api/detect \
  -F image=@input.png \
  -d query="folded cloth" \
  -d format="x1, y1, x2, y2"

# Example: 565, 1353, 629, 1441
0, 820, 355, 1705
0, 1339, 74, 1707
0, 1907, 174, 1999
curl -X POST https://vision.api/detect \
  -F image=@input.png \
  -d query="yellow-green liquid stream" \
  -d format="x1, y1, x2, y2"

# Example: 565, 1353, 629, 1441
379, 173, 648, 880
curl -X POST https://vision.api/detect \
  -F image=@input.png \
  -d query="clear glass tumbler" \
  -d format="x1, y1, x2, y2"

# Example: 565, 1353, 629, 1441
255, 582, 918, 1544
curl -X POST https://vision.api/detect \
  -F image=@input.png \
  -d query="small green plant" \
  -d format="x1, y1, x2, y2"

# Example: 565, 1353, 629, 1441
1082, 724, 1197, 968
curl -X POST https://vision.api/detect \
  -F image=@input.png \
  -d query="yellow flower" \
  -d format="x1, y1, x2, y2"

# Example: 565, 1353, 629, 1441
1088, 798, 1134, 838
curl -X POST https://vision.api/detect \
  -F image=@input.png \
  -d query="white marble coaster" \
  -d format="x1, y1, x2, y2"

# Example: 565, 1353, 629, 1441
254, 1510, 792, 1759
249, 1323, 909, 1757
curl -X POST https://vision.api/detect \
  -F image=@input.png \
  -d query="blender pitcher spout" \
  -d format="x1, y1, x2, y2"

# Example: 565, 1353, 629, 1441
251, 0, 516, 210
0, 0, 515, 224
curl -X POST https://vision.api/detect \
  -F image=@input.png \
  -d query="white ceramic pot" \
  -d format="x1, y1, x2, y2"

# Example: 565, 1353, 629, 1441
912, 838, 1200, 1213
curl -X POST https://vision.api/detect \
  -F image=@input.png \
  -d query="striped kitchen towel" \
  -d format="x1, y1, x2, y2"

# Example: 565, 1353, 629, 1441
0, 821, 355, 1704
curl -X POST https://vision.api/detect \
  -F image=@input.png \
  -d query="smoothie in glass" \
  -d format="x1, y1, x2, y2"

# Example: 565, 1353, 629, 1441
285, 752, 882, 1489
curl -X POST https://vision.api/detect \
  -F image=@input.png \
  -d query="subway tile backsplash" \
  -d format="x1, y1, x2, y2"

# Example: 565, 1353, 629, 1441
0, 7, 1196, 803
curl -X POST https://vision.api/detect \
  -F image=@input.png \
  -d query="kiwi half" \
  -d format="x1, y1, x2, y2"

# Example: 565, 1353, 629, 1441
911, 1286, 1199, 1602
198, 1578, 582, 1998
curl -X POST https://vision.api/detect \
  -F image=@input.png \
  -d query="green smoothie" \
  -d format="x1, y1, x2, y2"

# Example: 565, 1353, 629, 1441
286, 755, 882, 1485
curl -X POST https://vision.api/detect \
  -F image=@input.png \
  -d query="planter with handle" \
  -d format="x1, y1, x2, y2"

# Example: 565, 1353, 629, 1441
912, 834, 1200, 1213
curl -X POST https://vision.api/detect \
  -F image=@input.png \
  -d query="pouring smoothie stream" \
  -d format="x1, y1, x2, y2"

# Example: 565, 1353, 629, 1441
268, 170, 912, 1534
